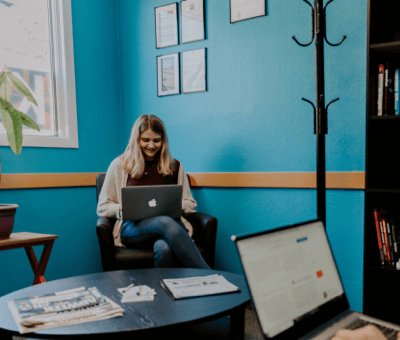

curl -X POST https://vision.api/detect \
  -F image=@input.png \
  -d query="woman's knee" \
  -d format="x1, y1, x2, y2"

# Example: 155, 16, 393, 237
154, 239, 171, 255
153, 239, 173, 267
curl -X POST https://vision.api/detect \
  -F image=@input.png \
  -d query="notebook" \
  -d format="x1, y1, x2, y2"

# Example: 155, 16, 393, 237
121, 185, 182, 221
232, 219, 400, 340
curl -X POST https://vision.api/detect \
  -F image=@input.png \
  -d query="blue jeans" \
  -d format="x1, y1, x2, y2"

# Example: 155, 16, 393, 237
120, 216, 210, 269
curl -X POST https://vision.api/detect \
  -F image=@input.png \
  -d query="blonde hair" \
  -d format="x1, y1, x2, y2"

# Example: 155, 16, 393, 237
120, 115, 175, 178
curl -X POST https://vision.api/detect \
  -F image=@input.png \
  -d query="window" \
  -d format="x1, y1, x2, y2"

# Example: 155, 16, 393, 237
0, 0, 78, 149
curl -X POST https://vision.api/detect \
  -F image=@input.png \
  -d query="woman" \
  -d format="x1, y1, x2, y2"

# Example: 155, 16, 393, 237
97, 114, 210, 269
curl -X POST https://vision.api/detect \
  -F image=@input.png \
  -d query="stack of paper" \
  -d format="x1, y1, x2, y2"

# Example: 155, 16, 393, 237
118, 285, 156, 303
7, 287, 124, 334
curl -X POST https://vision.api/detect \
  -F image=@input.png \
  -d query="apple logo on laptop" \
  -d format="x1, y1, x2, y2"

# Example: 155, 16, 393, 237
149, 199, 157, 208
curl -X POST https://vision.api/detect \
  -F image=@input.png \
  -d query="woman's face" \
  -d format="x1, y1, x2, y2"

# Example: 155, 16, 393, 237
139, 128, 162, 161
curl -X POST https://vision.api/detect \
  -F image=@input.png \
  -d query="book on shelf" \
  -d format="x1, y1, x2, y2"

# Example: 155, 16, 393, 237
376, 63, 399, 116
395, 68, 399, 115
381, 215, 392, 264
379, 212, 389, 263
377, 64, 384, 116
383, 62, 395, 115
373, 208, 385, 265
384, 217, 395, 266
373, 209, 400, 269
391, 220, 400, 265
7, 287, 124, 334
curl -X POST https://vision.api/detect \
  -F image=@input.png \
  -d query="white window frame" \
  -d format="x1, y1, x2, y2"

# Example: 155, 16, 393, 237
0, 0, 78, 149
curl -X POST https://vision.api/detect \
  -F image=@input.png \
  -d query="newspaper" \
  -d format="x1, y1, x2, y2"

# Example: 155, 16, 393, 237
160, 274, 240, 299
12, 287, 101, 318
7, 287, 124, 334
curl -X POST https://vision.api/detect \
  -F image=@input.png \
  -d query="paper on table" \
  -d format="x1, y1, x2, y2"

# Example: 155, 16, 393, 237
161, 274, 240, 299
118, 285, 156, 303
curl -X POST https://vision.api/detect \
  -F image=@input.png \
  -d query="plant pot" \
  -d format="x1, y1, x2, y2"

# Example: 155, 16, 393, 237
0, 204, 19, 240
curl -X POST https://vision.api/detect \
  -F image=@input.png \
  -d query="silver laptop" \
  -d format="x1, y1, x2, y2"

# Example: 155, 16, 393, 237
232, 219, 400, 340
121, 185, 182, 221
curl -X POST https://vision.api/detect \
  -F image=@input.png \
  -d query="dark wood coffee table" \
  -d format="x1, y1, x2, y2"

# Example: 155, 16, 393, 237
0, 268, 250, 340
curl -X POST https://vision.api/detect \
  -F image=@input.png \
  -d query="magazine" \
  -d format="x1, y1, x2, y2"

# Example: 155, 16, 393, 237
13, 287, 101, 318
8, 287, 124, 334
159, 274, 240, 300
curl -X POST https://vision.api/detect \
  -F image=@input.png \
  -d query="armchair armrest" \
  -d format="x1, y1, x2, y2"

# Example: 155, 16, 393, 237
185, 212, 217, 268
96, 217, 117, 272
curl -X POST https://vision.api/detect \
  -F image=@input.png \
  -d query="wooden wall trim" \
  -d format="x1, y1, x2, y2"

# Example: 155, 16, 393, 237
0, 172, 365, 190
188, 172, 365, 189
0, 173, 100, 189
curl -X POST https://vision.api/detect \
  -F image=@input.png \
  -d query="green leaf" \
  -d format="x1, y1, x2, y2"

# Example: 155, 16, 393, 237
0, 72, 12, 102
6, 72, 38, 107
0, 73, 5, 96
9, 106, 40, 132
0, 101, 23, 155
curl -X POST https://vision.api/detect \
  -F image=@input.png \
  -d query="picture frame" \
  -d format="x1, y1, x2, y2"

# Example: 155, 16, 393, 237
155, 3, 179, 49
180, 0, 206, 44
182, 48, 207, 94
230, 0, 266, 23
157, 53, 181, 97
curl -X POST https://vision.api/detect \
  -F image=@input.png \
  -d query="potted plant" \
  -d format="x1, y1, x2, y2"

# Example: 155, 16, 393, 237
0, 68, 40, 155
0, 67, 40, 239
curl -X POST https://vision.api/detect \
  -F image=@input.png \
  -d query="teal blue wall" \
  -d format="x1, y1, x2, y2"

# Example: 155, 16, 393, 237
0, 0, 123, 295
116, 0, 366, 312
0, 0, 366, 314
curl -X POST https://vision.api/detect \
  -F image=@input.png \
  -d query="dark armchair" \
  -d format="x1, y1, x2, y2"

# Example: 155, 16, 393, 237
96, 173, 217, 271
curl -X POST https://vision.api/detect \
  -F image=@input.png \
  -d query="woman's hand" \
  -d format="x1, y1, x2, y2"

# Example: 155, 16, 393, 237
331, 325, 394, 340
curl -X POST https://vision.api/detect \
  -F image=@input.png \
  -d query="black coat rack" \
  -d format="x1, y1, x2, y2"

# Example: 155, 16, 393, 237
292, 0, 346, 226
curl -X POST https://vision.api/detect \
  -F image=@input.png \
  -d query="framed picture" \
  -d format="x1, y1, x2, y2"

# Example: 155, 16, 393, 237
157, 53, 181, 96
230, 0, 266, 23
180, 0, 205, 44
155, 3, 179, 48
182, 48, 207, 94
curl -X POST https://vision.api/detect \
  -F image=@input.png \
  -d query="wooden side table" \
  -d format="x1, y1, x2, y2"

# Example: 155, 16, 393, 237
0, 232, 58, 285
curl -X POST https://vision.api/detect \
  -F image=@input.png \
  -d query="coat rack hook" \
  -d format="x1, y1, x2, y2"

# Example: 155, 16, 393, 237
302, 97, 317, 134
325, 97, 339, 111
323, 0, 346, 46
323, 97, 340, 134
292, 0, 315, 47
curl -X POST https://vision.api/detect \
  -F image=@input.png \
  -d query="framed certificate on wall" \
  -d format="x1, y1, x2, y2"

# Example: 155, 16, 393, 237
157, 53, 181, 96
155, 3, 179, 48
230, 0, 266, 23
182, 48, 207, 94
180, 0, 205, 44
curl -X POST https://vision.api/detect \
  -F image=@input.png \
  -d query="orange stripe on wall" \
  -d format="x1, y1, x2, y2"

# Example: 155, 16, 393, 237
0, 173, 99, 189
188, 172, 365, 189
0, 172, 365, 190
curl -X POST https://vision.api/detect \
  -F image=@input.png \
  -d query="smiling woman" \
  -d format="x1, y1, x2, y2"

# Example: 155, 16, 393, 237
139, 129, 163, 161
96, 114, 211, 270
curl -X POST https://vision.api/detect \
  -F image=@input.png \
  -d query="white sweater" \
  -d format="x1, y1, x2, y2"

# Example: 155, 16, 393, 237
97, 157, 197, 247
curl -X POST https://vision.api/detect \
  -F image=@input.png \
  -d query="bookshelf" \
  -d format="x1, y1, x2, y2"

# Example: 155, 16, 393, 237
364, 0, 400, 324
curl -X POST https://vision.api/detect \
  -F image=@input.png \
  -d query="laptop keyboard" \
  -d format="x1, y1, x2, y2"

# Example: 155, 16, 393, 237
330, 318, 399, 340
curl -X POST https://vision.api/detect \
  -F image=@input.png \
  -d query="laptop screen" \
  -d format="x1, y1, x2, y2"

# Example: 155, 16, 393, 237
235, 220, 347, 339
